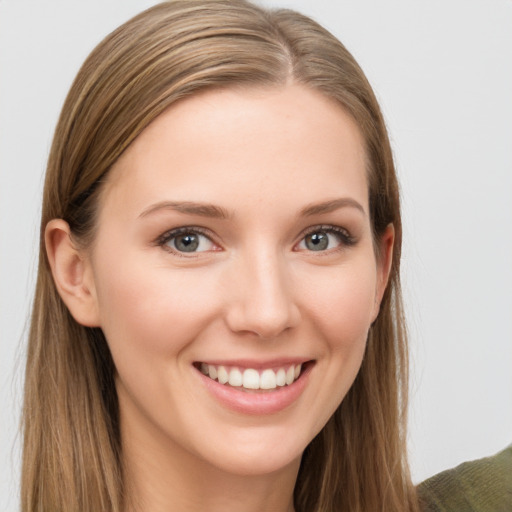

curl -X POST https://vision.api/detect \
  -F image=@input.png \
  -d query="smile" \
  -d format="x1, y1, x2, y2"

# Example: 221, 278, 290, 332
198, 363, 302, 391
194, 360, 314, 414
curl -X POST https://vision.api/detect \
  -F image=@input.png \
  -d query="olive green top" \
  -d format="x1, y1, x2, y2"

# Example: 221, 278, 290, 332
418, 445, 512, 512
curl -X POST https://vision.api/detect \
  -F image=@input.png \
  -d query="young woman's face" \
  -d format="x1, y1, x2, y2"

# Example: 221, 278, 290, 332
86, 85, 392, 477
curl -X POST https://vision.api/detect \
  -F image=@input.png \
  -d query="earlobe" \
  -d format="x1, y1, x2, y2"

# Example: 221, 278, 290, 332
371, 223, 395, 321
45, 219, 100, 327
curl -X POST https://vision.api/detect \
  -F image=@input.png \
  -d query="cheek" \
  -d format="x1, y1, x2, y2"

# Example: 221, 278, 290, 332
293, 259, 378, 435
92, 251, 220, 364
300, 261, 378, 350
91, 254, 224, 435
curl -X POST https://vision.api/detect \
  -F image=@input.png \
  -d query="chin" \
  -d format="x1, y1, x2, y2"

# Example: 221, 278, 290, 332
185, 422, 314, 477
205, 446, 303, 478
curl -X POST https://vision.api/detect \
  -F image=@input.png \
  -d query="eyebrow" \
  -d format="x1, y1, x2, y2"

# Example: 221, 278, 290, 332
138, 197, 365, 221
300, 198, 366, 217
138, 201, 231, 220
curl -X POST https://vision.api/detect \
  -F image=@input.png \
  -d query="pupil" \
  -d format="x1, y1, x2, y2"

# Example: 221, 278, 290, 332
306, 232, 328, 251
175, 234, 199, 252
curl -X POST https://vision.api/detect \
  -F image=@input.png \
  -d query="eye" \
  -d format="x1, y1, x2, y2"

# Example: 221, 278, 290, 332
157, 227, 218, 254
296, 226, 355, 252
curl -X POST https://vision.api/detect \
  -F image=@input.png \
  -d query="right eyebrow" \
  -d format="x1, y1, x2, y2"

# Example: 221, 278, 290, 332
138, 200, 231, 220
299, 197, 366, 217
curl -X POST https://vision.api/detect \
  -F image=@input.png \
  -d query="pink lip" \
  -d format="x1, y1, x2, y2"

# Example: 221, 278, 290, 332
194, 361, 314, 415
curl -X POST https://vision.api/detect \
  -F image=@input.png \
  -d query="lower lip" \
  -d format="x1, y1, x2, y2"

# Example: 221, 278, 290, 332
195, 363, 313, 415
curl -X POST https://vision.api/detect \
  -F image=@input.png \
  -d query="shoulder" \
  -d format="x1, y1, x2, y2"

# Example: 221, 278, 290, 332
417, 444, 512, 512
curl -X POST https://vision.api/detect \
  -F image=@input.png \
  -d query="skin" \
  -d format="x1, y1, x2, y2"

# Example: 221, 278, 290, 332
47, 84, 394, 512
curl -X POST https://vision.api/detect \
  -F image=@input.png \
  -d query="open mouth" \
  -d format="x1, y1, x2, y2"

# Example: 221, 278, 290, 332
194, 361, 313, 391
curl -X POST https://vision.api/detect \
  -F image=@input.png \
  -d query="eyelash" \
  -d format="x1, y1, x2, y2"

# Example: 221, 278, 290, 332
296, 224, 357, 251
155, 224, 356, 256
155, 226, 218, 256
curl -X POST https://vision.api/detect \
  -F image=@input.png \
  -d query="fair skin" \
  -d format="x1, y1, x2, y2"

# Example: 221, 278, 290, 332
46, 84, 394, 512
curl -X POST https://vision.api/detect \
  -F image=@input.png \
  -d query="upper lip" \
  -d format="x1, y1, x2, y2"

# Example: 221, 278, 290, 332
194, 358, 313, 369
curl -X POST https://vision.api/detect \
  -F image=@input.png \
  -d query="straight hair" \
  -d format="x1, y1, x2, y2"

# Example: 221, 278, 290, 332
22, 1, 419, 511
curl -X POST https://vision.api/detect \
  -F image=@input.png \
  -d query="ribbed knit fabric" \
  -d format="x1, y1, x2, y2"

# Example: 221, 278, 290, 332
417, 445, 512, 511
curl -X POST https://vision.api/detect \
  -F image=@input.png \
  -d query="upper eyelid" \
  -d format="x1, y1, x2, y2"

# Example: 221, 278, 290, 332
155, 226, 221, 258
155, 225, 217, 244
297, 224, 352, 240
293, 224, 357, 252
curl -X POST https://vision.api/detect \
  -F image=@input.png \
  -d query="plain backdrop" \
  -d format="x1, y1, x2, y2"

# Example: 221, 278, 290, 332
1, 1, 511, 510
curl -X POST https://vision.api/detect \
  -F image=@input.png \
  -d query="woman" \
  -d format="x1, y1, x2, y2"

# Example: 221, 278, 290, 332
22, 1, 419, 511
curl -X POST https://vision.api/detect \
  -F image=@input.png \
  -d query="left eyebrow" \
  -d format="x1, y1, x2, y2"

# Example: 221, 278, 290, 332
300, 198, 366, 217
138, 200, 231, 220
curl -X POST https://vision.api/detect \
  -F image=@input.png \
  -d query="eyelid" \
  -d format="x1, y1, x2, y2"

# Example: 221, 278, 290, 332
294, 224, 356, 251
155, 226, 222, 256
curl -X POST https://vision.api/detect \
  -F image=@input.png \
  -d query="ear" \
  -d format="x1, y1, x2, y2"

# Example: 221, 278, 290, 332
371, 223, 395, 322
45, 219, 100, 327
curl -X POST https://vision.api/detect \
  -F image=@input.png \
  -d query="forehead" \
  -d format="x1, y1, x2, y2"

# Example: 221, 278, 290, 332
101, 84, 369, 219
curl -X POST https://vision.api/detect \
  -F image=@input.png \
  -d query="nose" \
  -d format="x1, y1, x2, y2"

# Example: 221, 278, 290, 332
224, 250, 301, 339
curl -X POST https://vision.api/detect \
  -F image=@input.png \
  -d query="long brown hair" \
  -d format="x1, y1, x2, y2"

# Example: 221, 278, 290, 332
22, 1, 418, 511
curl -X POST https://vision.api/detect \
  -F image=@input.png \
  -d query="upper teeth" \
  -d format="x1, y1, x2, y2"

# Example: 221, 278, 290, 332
200, 363, 302, 390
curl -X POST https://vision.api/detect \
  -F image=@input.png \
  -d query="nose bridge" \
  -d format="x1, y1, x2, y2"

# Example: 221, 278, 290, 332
226, 246, 300, 338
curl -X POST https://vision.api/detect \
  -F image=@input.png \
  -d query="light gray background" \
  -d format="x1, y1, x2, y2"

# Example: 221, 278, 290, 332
1, 1, 511, 510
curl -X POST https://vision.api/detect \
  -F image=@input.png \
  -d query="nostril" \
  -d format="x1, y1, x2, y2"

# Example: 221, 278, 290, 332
225, 301, 301, 339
